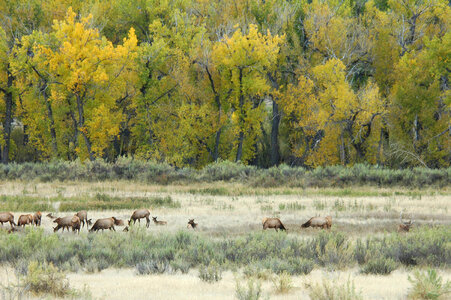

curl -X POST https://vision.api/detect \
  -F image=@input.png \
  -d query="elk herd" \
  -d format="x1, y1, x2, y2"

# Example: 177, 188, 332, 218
0, 209, 416, 234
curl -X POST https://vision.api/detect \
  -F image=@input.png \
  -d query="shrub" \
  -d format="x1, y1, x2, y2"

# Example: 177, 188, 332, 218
361, 257, 398, 275
271, 271, 293, 294
407, 269, 451, 300
306, 276, 363, 300
135, 260, 172, 275
23, 261, 71, 297
235, 277, 265, 300
198, 260, 222, 283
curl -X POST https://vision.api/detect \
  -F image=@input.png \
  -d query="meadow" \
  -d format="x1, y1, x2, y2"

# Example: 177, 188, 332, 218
0, 178, 450, 299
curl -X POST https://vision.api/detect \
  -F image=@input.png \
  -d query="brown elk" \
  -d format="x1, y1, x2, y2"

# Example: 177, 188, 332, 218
0, 212, 16, 228
53, 216, 81, 233
398, 212, 414, 232
75, 210, 89, 228
152, 217, 167, 225
262, 217, 286, 231
123, 226, 129, 232
129, 209, 151, 227
18, 214, 33, 227
187, 219, 197, 229
33, 211, 42, 226
301, 216, 332, 229
89, 217, 116, 232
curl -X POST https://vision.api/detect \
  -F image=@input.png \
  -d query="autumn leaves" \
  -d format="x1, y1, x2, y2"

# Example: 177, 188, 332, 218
1, 0, 450, 168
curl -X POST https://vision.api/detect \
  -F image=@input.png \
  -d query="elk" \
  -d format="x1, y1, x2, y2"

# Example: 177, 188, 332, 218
301, 216, 332, 229
262, 217, 286, 231
398, 212, 414, 232
53, 216, 81, 233
75, 210, 89, 228
152, 217, 167, 225
18, 214, 33, 227
33, 211, 42, 226
187, 219, 197, 229
129, 209, 151, 228
0, 212, 16, 228
123, 226, 129, 232
89, 217, 116, 232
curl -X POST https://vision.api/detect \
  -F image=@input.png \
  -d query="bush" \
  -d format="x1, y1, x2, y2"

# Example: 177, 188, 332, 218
0, 159, 449, 187
235, 277, 265, 300
135, 260, 172, 275
306, 276, 363, 300
23, 261, 71, 297
198, 260, 222, 283
407, 269, 451, 300
361, 257, 398, 275
271, 271, 293, 294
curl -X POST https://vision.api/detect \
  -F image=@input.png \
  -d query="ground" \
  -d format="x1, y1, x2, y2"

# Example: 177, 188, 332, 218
0, 181, 450, 299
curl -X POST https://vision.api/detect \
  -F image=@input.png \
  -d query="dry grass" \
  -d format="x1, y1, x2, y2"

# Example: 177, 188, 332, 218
0, 181, 449, 237
0, 181, 450, 299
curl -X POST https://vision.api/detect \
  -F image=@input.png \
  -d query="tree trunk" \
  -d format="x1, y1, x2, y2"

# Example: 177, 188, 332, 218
235, 68, 244, 162
270, 98, 280, 166
1, 70, 14, 164
75, 94, 94, 161
43, 86, 58, 156
205, 66, 222, 162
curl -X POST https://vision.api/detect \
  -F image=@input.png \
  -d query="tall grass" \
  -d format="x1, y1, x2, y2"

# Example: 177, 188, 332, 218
0, 159, 448, 187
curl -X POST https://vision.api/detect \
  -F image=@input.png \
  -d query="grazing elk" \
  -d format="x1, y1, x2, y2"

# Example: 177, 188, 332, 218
33, 211, 42, 226
262, 217, 286, 231
53, 216, 81, 233
89, 217, 116, 232
129, 209, 151, 228
123, 226, 129, 232
301, 216, 332, 229
187, 219, 197, 229
152, 217, 167, 225
75, 210, 89, 228
0, 212, 16, 228
18, 214, 33, 227
398, 212, 414, 232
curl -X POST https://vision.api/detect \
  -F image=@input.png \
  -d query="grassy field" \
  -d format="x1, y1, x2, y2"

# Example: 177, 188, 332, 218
0, 180, 450, 299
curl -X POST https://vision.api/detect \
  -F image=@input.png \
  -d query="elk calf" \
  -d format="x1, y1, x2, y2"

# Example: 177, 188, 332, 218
152, 217, 167, 225
262, 217, 286, 231
0, 212, 16, 228
398, 212, 414, 232
187, 219, 197, 229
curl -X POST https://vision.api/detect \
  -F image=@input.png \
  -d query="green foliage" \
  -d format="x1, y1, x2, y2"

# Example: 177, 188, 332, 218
198, 259, 223, 283
407, 269, 451, 300
23, 261, 70, 297
361, 256, 398, 275
0, 160, 449, 188
0, 226, 449, 277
